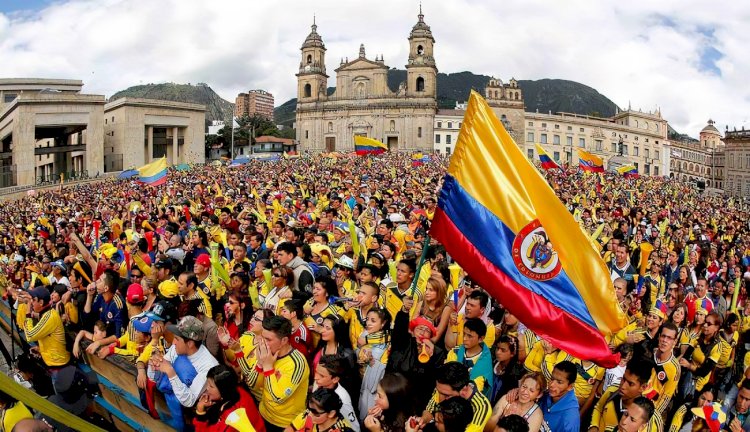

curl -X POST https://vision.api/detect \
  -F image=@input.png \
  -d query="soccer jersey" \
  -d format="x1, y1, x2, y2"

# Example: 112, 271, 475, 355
259, 348, 310, 427
425, 383, 491, 432
590, 388, 663, 432
24, 307, 70, 367
649, 352, 680, 415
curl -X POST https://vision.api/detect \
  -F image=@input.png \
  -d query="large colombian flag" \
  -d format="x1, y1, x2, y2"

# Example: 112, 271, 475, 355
577, 148, 604, 172
535, 144, 561, 171
354, 135, 387, 155
137, 157, 168, 186
431, 91, 627, 367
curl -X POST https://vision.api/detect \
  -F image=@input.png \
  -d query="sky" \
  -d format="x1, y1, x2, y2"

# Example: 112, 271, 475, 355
1, 0, 748, 135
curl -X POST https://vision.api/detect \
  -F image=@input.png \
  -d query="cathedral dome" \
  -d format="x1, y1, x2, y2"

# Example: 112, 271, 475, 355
301, 22, 325, 50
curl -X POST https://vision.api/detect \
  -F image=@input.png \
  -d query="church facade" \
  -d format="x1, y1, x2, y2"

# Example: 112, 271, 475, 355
295, 10, 439, 153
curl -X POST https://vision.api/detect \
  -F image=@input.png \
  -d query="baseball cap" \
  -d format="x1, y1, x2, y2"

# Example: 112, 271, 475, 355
29, 287, 50, 304
133, 314, 156, 333
126, 283, 144, 304
195, 254, 211, 268
51, 260, 67, 271
167, 315, 204, 341
145, 300, 177, 323
154, 258, 174, 270
334, 255, 354, 270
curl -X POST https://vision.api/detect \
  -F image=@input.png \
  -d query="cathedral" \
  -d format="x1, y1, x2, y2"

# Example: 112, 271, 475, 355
295, 9, 439, 153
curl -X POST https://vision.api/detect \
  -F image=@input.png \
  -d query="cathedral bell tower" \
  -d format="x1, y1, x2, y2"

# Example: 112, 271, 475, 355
296, 18, 328, 102
405, 6, 437, 98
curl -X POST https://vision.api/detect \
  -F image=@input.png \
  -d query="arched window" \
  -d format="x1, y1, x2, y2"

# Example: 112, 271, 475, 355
416, 77, 425, 92
389, 120, 395, 131
357, 82, 365, 98
304, 83, 312, 98
494, 90, 498, 98
328, 122, 333, 132
515, 92, 520, 100
417, 45, 424, 55
306, 54, 312, 64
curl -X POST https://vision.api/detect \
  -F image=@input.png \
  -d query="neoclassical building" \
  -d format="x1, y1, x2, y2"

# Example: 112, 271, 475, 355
295, 10, 438, 152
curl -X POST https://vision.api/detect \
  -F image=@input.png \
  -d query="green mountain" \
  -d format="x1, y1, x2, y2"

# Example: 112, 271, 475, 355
275, 70, 621, 127
109, 82, 233, 123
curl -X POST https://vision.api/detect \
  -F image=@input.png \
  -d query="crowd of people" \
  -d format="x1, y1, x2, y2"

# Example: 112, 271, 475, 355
0, 152, 748, 432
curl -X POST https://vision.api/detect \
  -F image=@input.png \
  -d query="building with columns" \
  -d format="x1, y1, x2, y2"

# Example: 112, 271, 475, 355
103, 98, 205, 171
295, 9, 437, 152
0, 79, 104, 187
0, 78, 206, 189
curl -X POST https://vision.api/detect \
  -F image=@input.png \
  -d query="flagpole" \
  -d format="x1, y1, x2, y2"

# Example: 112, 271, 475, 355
410, 235, 430, 297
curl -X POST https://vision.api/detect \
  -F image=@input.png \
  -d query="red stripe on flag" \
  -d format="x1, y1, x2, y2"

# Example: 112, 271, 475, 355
432, 208, 619, 367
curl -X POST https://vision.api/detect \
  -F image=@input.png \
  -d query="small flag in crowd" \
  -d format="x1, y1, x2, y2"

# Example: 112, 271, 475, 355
616, 165, 639, 178
411, 153, 430, 166
535, 144, 561, 171
431, 90, 628, 367
576, 149, 604, 173
137, 157, 168, 186
354, 135, 387, 155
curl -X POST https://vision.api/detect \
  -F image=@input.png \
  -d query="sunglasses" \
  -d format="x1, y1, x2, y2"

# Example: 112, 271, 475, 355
307, 406, 327, 416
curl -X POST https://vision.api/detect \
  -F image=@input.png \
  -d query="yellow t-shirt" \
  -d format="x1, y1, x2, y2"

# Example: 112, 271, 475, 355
590, 388, 663, 432
1, 402, 33, 432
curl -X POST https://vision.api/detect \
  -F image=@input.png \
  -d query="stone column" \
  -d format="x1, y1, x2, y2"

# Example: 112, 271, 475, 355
173, 127, 179, 164
146, 126, 154, 163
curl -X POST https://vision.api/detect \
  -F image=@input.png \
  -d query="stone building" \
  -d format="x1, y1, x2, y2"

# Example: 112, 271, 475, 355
295, 10, 437, 152
722, 127, 750, 197
0, 78, 205, 189
526, 108, 669, 176
103, 98, 206, 171
668, 119, 723, 187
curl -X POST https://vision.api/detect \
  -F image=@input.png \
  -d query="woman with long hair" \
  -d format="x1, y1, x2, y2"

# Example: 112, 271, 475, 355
668, 303, 689, 356
490, 335, 525, 404
364, 373, 414, 432
193, 365, 266, 432
417, 276, 452, 344
314, 315, 355, 369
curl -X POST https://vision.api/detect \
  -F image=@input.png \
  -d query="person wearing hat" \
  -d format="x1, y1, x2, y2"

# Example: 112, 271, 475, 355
135, 301, 176, 391
36, 365, 91, 432
21, 285, 71, 374
155, 258, 180, 300
334, 254, 358, 299
387, 311, 446, 413
48, 260, 69, 288
193, 254, 219, 304
149, 315, 219, 410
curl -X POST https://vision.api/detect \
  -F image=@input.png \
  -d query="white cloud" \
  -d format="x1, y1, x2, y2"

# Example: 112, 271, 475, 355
1, 0, 749, 135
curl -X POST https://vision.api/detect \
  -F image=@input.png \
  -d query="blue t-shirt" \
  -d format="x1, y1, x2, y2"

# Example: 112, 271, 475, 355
537, 389, 580, 432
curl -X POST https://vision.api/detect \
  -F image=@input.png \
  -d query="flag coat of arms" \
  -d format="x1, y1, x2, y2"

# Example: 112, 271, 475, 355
431, 90, 628, 367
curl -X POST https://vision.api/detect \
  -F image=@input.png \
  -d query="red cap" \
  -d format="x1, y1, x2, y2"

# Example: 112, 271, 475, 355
126, 283, 144, 304
409, 316, 437, 336
195, 254, 211, 268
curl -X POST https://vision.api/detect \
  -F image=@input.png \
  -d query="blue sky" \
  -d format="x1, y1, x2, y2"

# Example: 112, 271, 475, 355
1, 0, 748, 134
0, 0, 54, 14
